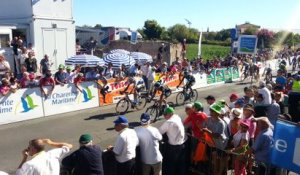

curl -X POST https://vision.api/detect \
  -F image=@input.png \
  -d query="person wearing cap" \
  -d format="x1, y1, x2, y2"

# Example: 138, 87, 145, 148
16, 138, 73, 175
258, 81, 272, 105
135, 113, 163, 175
203, 95, 216, 116
108, 116, 139, 175
202, 103, 228, 175
184, 102, 208, 139
230, 120, 250, 175
39, 70, 55, 98
234, 98, 245, 109
54, 64, 67, 85
247, 117, 274, 175
159, 107, 186, 175
229, 108, 242, 136
62, 134, 104, 175
229, 93, 239, 109
241, 104, 257, 145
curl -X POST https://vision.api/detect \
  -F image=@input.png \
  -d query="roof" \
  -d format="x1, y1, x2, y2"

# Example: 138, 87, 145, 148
237, 22, 260, 29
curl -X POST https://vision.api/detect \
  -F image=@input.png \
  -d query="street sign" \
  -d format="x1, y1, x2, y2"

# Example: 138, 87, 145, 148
237, 35, 258, 54
130, 31, 138, 44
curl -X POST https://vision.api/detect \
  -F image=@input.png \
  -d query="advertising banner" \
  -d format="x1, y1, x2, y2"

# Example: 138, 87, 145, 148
0, 88, 44, 125
231, 67, 240, 80
223, 68, 232, 82
237, 35, 258, 54
215, 69, 225, 83
43, 82, 99, 116
271, 120, 300, 174
206, 69, 216, 84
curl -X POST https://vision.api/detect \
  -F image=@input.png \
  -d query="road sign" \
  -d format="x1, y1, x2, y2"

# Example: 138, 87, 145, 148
237, 35, 258, 54
131, 31, 138, 44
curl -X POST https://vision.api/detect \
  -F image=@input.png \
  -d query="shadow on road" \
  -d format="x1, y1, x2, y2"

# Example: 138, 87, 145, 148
84, 112, 118, 121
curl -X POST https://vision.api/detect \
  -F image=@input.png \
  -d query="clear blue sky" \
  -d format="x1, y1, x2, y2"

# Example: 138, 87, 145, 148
74, 0, 300, 31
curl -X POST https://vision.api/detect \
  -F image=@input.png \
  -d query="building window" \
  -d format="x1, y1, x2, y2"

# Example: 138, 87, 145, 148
0, 34, 10, 48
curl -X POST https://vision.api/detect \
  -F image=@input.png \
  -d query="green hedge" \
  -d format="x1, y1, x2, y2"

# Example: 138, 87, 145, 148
186, 44, 231, 60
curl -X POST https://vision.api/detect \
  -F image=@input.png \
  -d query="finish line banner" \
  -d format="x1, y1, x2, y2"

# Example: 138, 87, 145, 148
271, 120, 300, 174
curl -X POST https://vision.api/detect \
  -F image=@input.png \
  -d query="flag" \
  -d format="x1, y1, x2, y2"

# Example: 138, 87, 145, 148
271, 120, 300, 174
198, 31, 202, 57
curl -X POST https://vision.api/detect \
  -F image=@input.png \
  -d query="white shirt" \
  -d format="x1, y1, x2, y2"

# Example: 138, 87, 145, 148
113, 128, 139, 163
159, 114, 185, 145
232, 131, 250, 148
16, 146, 70, 175
0, 61, 10, 75
147, 66, 155, 81
66, 72, 78, 83
258, 87, 272, 105
141, 65, 149, 76
135, 126, 163, 165
203, 106, 211, 117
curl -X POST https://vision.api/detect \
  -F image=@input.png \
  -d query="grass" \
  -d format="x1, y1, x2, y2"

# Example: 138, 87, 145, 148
186, 44, 231, 60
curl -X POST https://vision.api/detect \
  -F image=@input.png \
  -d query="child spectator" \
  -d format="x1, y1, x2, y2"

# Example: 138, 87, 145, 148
0, 78, 10, 96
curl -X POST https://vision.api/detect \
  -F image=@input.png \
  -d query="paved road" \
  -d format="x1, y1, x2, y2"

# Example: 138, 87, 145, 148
0, 81, 251, 173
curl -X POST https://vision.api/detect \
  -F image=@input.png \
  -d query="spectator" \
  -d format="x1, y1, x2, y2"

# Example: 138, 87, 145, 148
202, 103, 228, 175
267, 93, 281, 126
242, 104, 257, 145
65, 66, 72, 83
147, 63, 155, 93
274, 92, 284, 114
20, 72, 30, 88
16, 138, 73, 175
27, 43, 36, 55
229, 93, 239, 109
74, 73, 85, 93
203, 95, 216, 116
184, 102, 207, 139
129, 63, 139, 76
0, 78, 10, 96
234, 98, 245, 109
135, 113, 163, 175
27, 73, 39, 88
229, 108, 242, 136
243, 87, 254, 105
157, 62, 168, 73
258, 81, 272, 105
114, 64, 128, 80
85, 67, 100, 81
0, 54, 11, 79
9, 77, 19, 93
54, 64, 68, 85
62, 134, 104, 175
108, 116, 139, 175
102, 63, 114, 79
39, 71, 55, 98
248, 117, 274, 175
40, 54, 52, 75
231, 120, 250, 175
24, 52, 38, 73
66, 65, 81, 83
275, 69, 287, 91
159, 107, 186, 175
141, 62, 151, 91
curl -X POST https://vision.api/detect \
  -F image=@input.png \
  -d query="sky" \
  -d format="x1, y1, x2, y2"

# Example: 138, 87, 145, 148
74, 0, 300, 31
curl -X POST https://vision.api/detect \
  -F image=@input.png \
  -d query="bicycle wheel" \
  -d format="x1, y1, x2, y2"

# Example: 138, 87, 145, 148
190, 89, 198, 102
146, 106, 159, 122
135, 96, 147, 110
115, 99, 129, 114
176, 92, 186, 106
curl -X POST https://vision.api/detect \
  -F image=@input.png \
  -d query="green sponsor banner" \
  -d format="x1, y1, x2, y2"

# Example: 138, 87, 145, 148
215, 69, 225, 82
206, 69, 216, 84
231, 67, 240, 79
223, 68, 232, 81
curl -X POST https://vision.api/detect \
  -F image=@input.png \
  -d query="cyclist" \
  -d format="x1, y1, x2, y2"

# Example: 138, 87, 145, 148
177, 70, 196, 91
292, 56, 297, 71
121, 75, 145, 106
149, 78, 172, 108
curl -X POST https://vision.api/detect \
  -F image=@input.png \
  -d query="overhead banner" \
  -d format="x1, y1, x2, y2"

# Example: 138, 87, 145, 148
43, 82, 99, 116
0, 88, 44, 125
271, 120, 300, 174
238, 35, 258, 54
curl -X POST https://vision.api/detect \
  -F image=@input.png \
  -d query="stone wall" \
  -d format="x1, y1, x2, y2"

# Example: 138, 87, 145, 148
101, 40, 182, 64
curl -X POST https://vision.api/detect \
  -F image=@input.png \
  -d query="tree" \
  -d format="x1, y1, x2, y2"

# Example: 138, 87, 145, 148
257, 29, 274, 48
215, 29, 230, 41
187, 28, 199, 43
94, 24, 102, 29
243, 27, 258, 35
168, 24, 189, 42
142, 20, 163, 40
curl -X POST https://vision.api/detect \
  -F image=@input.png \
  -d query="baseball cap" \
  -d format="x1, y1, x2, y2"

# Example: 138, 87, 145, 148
164, 107, 175, 115
229, 93, 239, 99
58, 64, 65, 69
185, 103, 193, 109
79, 134, 93, 144
235, 98, 245, 107
140, 113, 151, 124
193, 101, 203, 111
66, 66, 71, 70
114, 116, 129, 125
205, 95, 215, 100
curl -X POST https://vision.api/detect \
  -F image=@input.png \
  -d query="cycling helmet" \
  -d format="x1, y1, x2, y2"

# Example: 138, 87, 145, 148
164, 88, 172, 97
154, 80, 162, 88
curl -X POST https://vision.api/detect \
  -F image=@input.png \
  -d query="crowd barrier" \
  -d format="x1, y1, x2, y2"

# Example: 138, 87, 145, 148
0, 82, 99, 125
0, 67, 242, 125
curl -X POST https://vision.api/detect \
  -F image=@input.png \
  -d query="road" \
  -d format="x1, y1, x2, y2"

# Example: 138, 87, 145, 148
0, 81, 252, 173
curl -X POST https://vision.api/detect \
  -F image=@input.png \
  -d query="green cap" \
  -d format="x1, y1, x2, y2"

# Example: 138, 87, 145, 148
164, 107, 175, 115
58, 64, 65, 69
217, 100, 226, 108
66, 66, 71, 70
210, 103, 222, 114
79, 134, 93, 144
193, 101, 203, 111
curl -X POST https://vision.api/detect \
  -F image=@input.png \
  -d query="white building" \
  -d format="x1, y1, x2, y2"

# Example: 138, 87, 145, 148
0, 0, 75, 72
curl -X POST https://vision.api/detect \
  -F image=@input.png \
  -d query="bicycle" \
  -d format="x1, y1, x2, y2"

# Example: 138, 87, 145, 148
145, 99, 175, 122
176, 85, 198, 105
115, 90, 148, 114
